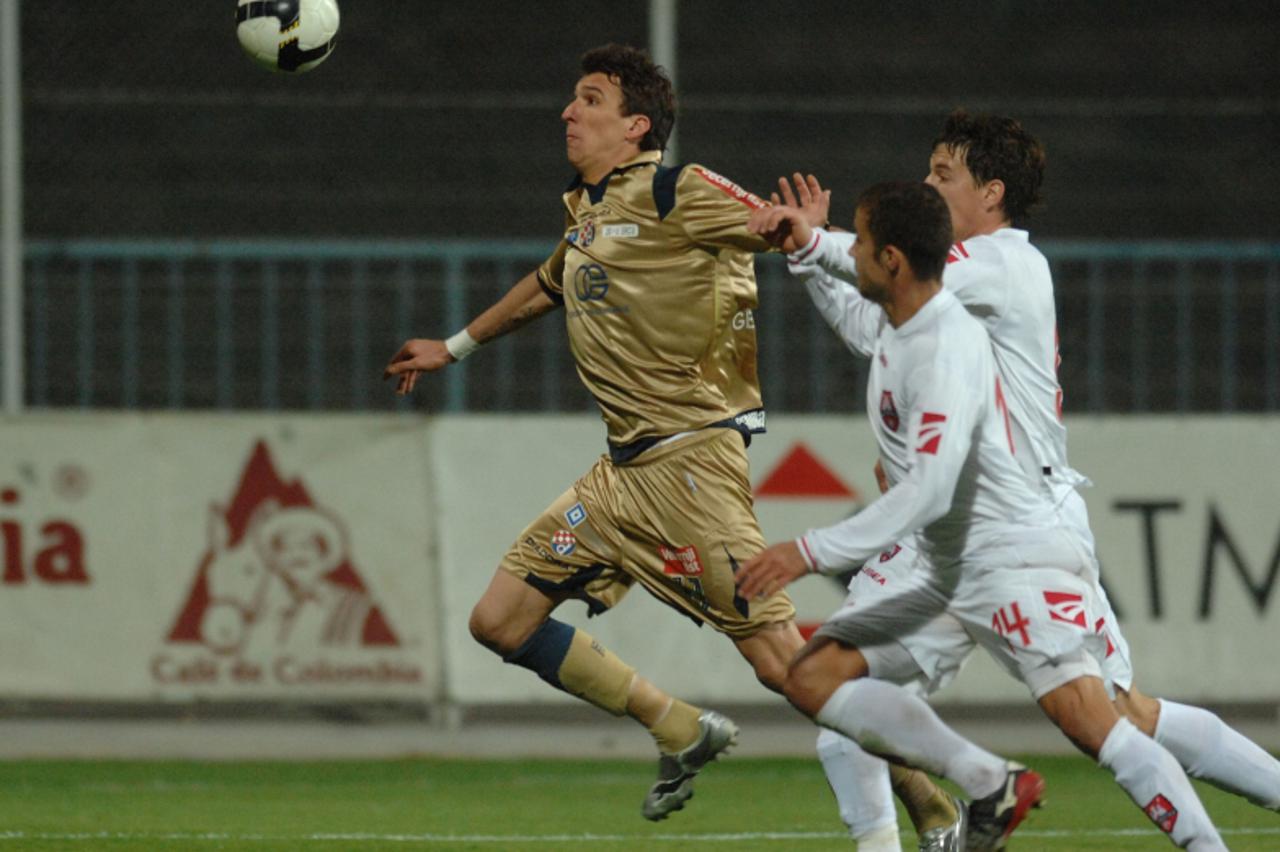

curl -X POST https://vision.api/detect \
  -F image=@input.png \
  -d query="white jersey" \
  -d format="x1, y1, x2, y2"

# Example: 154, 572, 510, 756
797, 288, 1061, 574
793, 227, 1088, 502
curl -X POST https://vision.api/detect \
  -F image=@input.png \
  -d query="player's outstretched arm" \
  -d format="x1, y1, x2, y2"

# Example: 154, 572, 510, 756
383, 269, 556, 396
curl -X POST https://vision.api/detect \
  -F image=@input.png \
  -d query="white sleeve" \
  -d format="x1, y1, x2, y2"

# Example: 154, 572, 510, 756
942, 240, 1010, 322
786, 230, 882, 357
800, 355, 983, 573
789, 228, 858, 284
801, 267, 883, 358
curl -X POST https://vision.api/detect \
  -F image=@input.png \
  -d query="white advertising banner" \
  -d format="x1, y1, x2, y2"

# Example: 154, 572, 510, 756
2, 413, 1276, 707
433, 414, 1280, 706
0, 414, 440, 701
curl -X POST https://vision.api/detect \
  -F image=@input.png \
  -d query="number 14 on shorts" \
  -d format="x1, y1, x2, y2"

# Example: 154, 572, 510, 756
993, 601, 1032, 648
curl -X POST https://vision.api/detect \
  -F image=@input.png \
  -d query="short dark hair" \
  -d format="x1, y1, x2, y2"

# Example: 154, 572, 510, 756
580, 43, 676, 152
933, 110, 1045, 223
856, 181, 953, 282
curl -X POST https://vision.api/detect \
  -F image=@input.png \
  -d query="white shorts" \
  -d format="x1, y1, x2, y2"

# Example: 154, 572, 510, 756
815, 543, 973, 697
818, 527, 1122, 701
1054, 487, 1135, 697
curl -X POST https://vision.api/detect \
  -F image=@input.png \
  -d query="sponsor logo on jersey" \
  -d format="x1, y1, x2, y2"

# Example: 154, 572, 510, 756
880, 391, 900, 432
573, 264, 610, 301
1044, 590, 1087, 627
917, 412, 946, 455
601, 223, 639, 238
947, 242, 970, 264
692, 167, 765, 209
1144, 794, 1179, 833
658, 544, 703, 576
565, 502, 587, 528
862, 566, 887, 585
567, 219, 596, 248
550, 529, 576, 557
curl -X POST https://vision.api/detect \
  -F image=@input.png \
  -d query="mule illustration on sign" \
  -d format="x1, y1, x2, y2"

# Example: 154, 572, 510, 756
166, 441, 399, 656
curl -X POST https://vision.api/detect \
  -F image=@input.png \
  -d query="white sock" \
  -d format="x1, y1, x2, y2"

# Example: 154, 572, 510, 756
1155, 699, 1280, 810
815, 679, 1007, 799
816, 728, 900, 848
1098, 717, 1227, 850
853, 822, 901, 852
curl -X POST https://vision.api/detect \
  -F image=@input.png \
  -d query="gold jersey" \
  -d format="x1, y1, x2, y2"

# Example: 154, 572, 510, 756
537, 150, 774, 461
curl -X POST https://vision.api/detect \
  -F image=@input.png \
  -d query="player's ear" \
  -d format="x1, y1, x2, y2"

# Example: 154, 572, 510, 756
984, 178, 1006, 214
625, 114, 651, 144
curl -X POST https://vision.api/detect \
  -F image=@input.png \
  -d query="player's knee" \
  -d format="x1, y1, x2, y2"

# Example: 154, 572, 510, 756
1114, 687, 1161, 737
783, 656, 835, 718
468, 600, 526, 655
750, 655, 788, 694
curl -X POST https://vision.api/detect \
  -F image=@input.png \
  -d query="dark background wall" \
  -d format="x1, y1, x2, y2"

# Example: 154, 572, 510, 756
21, 0, 1280, 241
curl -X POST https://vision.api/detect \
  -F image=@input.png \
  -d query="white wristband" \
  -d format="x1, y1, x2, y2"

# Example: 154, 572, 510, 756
444, 329, 481, 361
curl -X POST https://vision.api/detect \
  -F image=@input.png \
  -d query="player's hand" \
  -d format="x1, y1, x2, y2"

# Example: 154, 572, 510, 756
736, 541, 810, 599
748, 203, 813, 254
382, 338, 454, 395
776, 173, 831, 230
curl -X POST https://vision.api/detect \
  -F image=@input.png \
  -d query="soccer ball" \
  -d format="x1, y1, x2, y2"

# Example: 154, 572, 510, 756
236, 0, 340, 74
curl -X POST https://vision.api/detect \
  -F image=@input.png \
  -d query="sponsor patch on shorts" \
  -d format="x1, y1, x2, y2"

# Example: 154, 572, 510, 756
659, 544, 703, 576
601, 223, 639, 238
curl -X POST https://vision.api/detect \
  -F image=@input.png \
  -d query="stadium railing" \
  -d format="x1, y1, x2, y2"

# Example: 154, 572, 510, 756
17, 239, 1280, 413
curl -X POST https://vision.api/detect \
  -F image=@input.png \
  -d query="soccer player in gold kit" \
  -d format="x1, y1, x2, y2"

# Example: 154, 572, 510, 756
384, 44, 961, 845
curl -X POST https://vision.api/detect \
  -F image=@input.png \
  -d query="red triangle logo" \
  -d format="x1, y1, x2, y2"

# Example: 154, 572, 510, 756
167, 440, 400, 649
755, 442, 859, 499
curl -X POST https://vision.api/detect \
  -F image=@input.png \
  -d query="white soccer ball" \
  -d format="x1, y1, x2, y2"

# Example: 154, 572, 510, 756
236, 0, 340, 74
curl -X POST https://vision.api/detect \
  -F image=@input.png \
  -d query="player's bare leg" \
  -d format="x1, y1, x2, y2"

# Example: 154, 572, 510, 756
1038, 675, 1227, 850
736, 623, 961, 851
469, 569, 732, 820
1115, 685, 1280, 811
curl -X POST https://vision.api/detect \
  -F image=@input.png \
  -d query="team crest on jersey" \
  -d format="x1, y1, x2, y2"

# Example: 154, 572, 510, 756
879, 391, 900, 432
550, 530, 576, 556
1044, 590, 1087, 628
565, 502, 587, 528
568, 219, 596, 248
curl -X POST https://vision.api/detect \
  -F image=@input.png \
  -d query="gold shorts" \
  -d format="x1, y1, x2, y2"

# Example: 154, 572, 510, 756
499, 428, 795, 639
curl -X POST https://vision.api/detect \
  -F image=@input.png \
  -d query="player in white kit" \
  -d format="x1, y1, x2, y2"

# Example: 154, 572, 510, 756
762, 111, 1280, 848
737, 180, 1227, 851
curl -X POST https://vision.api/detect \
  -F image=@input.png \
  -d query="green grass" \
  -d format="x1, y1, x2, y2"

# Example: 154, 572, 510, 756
0, 756, 1275, 850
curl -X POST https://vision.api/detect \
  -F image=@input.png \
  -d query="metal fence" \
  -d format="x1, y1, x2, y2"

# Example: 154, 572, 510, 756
14, 239, 1280, 414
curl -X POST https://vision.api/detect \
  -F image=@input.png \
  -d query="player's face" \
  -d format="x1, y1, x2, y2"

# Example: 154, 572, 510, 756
562, 72, 638, 183
851, 207, 891, 303
925, 144, 986, 242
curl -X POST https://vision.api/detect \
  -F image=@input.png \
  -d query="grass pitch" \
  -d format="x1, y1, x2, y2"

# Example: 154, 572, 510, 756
0, 756, 1276, 850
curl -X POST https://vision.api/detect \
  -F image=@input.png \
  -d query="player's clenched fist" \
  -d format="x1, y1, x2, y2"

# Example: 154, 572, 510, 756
383, 338, 453, 395
735, 541, 810, 599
